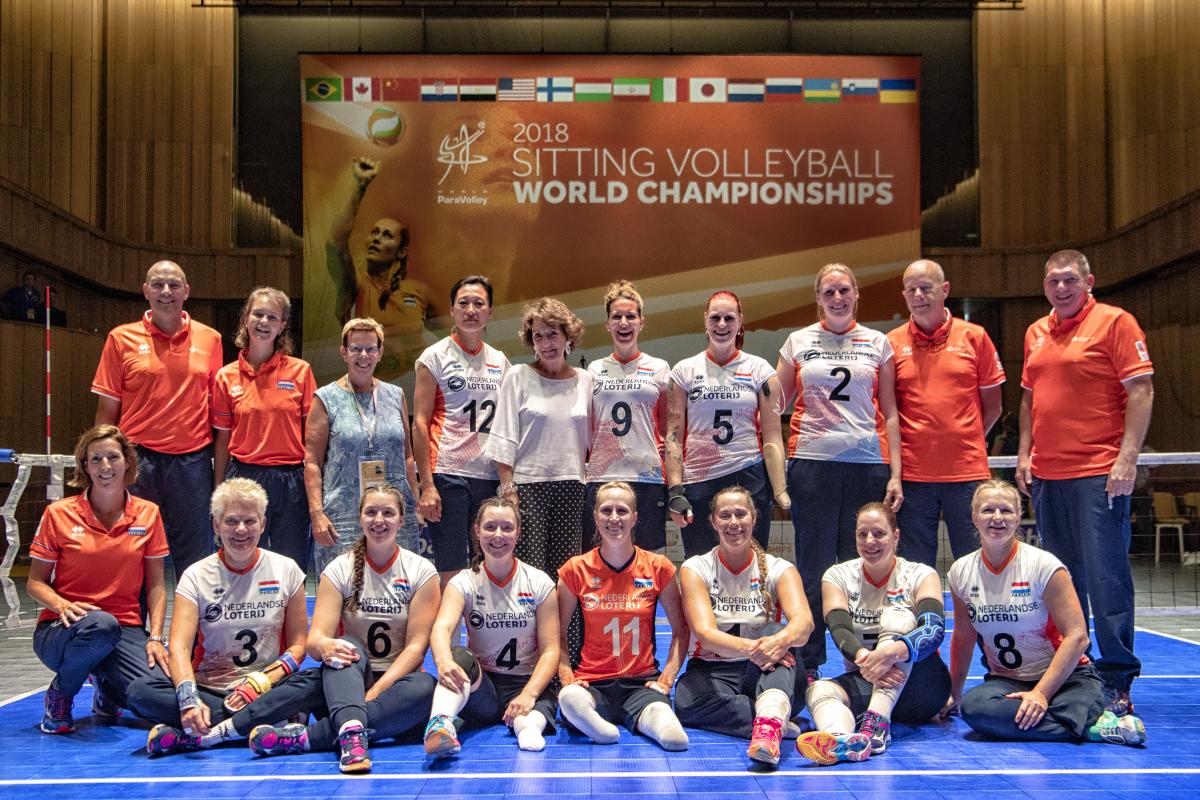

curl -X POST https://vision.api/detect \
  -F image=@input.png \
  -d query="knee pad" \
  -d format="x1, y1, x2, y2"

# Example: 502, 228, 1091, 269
451, 645, 483, 688
804, 679, 847, 711
877, 607, 917, 639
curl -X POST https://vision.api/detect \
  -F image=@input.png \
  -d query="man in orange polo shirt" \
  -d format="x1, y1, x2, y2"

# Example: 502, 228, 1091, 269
888, 260, 1005, 570
1017, 249, 1154, 717
93, 261, 223, 580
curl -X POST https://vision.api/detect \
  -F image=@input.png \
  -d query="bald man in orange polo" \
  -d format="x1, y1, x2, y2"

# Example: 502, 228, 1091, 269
93, 261, 222, 580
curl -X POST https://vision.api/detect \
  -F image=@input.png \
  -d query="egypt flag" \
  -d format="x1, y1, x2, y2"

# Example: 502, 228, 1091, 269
688, 78, 727, 103
460, 78, 498, 101
348, 77, 379, 102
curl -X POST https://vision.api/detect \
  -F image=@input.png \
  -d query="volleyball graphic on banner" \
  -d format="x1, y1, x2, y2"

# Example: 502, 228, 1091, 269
366, 107, 404, 146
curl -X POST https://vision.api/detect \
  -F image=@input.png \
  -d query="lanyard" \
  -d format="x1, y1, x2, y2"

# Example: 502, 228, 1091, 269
348, 379, 379, 451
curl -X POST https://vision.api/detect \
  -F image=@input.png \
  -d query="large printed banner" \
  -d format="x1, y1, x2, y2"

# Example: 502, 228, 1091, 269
301, 54, 920, 385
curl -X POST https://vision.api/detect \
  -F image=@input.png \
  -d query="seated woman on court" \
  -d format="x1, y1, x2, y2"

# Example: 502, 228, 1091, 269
422, 496, 560, 756
27, 424, 171, 733
248, 484, 439, 772
797, 501, 950, 766
128, 477, 313, 755
556, 481, 690, 751
946, 480, 1145, 746
674, 485, 813, 767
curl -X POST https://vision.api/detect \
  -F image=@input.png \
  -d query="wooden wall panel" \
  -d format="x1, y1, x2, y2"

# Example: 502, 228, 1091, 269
0, 0, 233, 248
978, 0, 1200, 247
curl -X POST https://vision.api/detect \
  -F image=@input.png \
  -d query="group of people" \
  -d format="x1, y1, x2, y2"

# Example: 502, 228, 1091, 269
28, 248, 1152, 770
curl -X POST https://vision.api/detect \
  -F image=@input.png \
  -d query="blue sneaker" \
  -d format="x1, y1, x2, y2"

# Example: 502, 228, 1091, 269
90, 678, 121, 721
40, 679, 75, 734
1102, 686, 1134, 717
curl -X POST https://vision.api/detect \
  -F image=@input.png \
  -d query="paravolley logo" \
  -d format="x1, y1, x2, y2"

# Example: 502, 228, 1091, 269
436, 122, 490, 207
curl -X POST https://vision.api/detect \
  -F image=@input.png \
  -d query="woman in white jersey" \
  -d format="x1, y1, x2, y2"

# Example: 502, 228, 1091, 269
666, 290, 789, 558
484, 297, 592, 578
248, 484, 439, 772
674, 486, 813, 767
797, 501, 949, 765
130, 478, 315, 756
557, 482, 690, 751
946, 480, 1145, 746
422, 496, 560, 756
585, 280, 670, 552
413, 275, 511, 585
776, 263, 903, 681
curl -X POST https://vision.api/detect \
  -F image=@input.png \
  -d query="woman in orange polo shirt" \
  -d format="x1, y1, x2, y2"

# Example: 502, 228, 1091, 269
27, 424, 171, 734
212, 287, 316, 576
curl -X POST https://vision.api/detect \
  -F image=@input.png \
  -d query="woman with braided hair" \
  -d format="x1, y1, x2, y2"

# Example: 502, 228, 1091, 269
422, 496, 560, 756
674, 485, 813, 767
248, 485, 438, 773
796, 501, 949, 766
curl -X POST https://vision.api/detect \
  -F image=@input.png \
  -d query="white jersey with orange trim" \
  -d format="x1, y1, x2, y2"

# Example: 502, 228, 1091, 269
947, 543, 1074, 681
415, 336, 511, 480
586, 353, 670, 483
779, 322, 893, 463
681, 548, 793, 662
175, 549, 304, 692
670, 351, 774, 484
323, 547, 438, 673
449, 560, 555, 676
822, 556, 936, 647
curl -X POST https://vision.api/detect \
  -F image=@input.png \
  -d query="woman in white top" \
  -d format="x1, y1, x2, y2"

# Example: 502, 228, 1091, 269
946, 480, 1145, 746
798, 501, 948, 766
248, 484, 440, 773
423, 496, 560, 756
665, 290, 789, 558
484, 297, 592, 577
776, 263, 903, 678
675, 485, 813, 767
130, 478, 314, 756
585, 280, 670, 552
413, 275, 511, 585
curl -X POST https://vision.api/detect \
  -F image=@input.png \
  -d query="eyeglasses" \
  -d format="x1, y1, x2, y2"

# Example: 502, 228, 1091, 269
346, 345, 381, 356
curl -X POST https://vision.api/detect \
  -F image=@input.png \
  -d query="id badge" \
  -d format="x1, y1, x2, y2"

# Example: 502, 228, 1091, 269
358, 459, 387, 498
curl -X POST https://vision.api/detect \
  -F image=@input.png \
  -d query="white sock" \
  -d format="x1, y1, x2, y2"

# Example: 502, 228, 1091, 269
513, 710, 548, 751
559, 684, 619, 744
806, 680, 855, 735
339, 719, 365, 736
430, 680, 471, 720
636, 702, 689, 751
199, 717, 238, 747
754, 688, 791, 723
867, 641, 913, 719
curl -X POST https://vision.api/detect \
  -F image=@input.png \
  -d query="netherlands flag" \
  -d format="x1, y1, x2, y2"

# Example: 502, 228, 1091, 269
750, 578, 761, 591
733, 371, 754, 385
887, 588, 905, 603
258, 580, 280, 595
517, 591, 536, 606
633, 577, 654, 589
1011, 581, 1031, 597
636, 365, 656, 376
393, 578, 412, 592
728, 79, 765, 103
486, 362, 504, 375
851, 337, 873, 348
